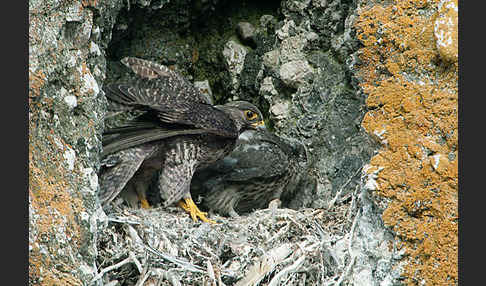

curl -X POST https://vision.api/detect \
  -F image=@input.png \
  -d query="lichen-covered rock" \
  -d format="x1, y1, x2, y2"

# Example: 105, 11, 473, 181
354, 0, 458, 284
29, 0, 120, 284
237, 21, 257, 46
279, 59, 314, 88
222, 40, 249, 96
434, 0, 458, 63
29, 0, 457, 285
279, 34, 308, 63
194, 79, 214, 105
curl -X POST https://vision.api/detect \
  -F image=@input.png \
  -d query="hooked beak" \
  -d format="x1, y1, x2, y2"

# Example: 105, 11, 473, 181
251, 120, 266, 130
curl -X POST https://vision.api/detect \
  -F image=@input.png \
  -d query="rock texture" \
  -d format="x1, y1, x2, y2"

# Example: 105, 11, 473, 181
354, 0, 458, 285
29, 0, 113, 283
28, 0, 458, 285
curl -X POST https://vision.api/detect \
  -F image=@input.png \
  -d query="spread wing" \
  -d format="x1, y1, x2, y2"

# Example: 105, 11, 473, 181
103, 83, 238, 137
119, 56, 211, 105
101, 57, 239, 156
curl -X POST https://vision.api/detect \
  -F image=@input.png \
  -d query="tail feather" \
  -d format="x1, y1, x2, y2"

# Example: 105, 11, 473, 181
121, 57, 172, 80
103, 83, 142, 106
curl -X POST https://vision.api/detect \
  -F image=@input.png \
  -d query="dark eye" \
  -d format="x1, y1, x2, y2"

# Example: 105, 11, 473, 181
244, 110, 257, 120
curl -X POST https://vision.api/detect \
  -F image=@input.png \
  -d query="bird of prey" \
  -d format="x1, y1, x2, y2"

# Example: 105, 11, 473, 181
190, 129, 309, 217
98, 57, 265, 223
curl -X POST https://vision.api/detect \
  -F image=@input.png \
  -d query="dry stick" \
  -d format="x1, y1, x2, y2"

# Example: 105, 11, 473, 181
217, 269, 226, 286
322, 275, 341, 286
191, 237, 217, 260
328, 167, 363, 209
134, 264, 150, 286
346, 186, 358, 222
126, 225, 144, 246
267, 255, 306, 286
135, 251, 151, 286
334, 209, 361, 286
266, 222, 290, 243
145, 245, 205, 273
235, 243, 293, 286
155, 275, 164, 286
104, 281, 120, 286
206, 260, 216, 284
313, 219, 327, 240
91, 257, 132, 283
319, 240, 326, 284
135, 273, 150, 286
335, 256, 356, 286
107, 216, 141, 225
162, 270, 182, 286
287, 215, 308, 235
129, 251, 143, 274
282, 274, 294, 285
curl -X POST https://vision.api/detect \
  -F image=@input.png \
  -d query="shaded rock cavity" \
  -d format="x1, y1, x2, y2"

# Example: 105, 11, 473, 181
105, 0, 282, 106
96, 0, 393, 285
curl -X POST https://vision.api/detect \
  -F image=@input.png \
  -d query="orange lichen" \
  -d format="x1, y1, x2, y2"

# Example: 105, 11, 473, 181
82, 0, 98, 8
29, 70, 47, 99
29, 118, 85, 285
355, 0, 457, 285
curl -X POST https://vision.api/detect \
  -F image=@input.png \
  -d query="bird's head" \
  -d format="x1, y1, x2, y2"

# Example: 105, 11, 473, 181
217, 101, 266, 133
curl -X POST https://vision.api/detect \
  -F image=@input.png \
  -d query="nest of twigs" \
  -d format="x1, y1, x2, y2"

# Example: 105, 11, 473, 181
95, 187, 359, 286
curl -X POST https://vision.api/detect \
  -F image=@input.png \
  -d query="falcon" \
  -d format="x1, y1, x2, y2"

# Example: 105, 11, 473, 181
190, 129, 308, 217
98, 57, 265, 223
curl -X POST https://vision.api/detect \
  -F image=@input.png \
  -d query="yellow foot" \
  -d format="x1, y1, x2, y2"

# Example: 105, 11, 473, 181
140, 198, 151, 209
177, 198, 216, 224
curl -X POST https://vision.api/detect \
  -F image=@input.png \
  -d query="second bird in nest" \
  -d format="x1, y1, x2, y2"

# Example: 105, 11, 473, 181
190, 129, 309, 217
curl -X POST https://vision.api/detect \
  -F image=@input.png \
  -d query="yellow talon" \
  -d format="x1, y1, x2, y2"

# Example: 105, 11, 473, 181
133, 183, 151, 209
140, 198, 150, 209
177, 197, 216, 224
